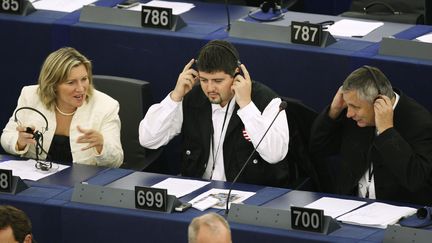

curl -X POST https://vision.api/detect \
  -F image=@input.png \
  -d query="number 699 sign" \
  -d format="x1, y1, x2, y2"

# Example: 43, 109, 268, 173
135, 186, 167, 212
141, 5, 172, 30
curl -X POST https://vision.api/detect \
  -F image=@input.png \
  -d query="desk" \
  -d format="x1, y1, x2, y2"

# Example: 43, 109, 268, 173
0, 156, 421, 243
0, 155, 132, 242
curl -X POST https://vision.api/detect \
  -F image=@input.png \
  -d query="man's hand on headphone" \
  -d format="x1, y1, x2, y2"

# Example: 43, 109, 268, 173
329, 87, 347, 120
374, 95, 394, 135
171, 59, 198, 102
231, 64, 252, 108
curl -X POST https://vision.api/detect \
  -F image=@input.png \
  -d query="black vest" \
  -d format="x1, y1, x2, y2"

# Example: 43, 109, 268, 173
180, 81, 296, 188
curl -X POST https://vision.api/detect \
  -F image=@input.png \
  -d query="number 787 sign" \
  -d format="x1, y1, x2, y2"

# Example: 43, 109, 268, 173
291, 21, 323, 47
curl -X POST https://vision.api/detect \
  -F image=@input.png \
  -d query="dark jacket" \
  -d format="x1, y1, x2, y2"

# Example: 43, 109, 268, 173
310, 90, 432, 205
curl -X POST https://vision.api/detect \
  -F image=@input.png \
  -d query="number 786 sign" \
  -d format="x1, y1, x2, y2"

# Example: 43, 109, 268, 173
141, 5, 172, 30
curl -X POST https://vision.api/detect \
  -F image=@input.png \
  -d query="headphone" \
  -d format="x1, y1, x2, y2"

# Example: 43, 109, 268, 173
261, 1, 282, 13
417, 207, 432, 220
14, 107, 51, 171
248, 1, 284, 22
362, 65, 383, 97
400, 206, 432, 228
197, 42, 241, 67
14, 107, 49, 132
196, 41, 242, 76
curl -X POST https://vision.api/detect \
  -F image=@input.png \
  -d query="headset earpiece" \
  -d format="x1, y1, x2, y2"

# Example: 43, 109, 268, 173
261, 1, 271, 13
400, 206, 432, 228
417, 207, 432, 220
260, 1, 281, 14
25, 127, 34, 134
363, 65, 383, 97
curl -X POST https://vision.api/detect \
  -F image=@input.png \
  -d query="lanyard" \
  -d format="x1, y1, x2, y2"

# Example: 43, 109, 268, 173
365, 142, 374, 198
365, 165, 374, 198
209, 99, 232, 180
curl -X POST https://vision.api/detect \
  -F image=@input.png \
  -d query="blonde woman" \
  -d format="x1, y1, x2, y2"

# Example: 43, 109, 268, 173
1, 47, 123, 167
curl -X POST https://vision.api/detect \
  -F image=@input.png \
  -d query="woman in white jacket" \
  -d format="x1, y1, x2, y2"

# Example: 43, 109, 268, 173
1, 47, 123, 168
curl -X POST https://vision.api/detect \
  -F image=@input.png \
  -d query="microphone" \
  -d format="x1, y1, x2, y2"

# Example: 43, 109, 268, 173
224, 100, 287, 216
14, 107, 51, 171
224, 0, 231, 31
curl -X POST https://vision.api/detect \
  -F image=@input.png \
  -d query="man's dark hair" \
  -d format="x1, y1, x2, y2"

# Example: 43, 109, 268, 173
0, 205, 32, 243
196, 40, 240, 77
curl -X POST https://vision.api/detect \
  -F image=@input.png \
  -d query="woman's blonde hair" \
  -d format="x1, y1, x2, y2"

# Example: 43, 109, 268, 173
37, 47, 94, 109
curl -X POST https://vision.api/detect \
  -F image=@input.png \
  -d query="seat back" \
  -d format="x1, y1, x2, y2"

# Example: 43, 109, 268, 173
342, 0, 426, 24
92, 75, 161, 170
426, 0, 432, 24
282, 97, 319, 191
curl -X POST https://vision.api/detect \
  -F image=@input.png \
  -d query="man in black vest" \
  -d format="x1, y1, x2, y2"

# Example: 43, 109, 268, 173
310, 66, 432, 205
139, 40, 293, 187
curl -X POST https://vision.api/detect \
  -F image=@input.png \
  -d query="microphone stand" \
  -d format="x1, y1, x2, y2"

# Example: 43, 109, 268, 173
225, 0, 231, 31
224, 100, 287, 216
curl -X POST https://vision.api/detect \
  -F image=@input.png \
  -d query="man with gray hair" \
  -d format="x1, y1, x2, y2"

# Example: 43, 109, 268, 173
188, 213, 232, 243
310, 66, 432, 205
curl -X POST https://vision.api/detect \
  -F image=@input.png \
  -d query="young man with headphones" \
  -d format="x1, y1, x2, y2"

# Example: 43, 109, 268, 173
139, 40, 292, 187
310, 66, 432, 205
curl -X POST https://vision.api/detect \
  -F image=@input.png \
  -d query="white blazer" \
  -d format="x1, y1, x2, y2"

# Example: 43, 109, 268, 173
1, 85, 123, 167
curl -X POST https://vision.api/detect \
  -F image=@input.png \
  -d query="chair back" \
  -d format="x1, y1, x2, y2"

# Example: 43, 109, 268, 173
92, 75, 161, 170
282, 97, 319, 191
342, 0, 427, 24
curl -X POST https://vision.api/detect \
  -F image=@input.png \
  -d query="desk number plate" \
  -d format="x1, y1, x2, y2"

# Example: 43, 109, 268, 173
141, 5, 172, 30
291, 206, 324, 233
135, 186, 167, 212
291, 21, 323, 46
0, 169, 12, 193
0, 0, 23, 14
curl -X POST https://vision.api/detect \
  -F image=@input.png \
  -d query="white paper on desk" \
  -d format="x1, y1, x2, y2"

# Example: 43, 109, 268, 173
128, 1, 195, 15
0, 159, 69, 181
31, 0, 97, 13
327, 19, 384, 37
188, 188, 255, 210
416, 32, 432, 43
337, 202, 416, 228
151, 178, 210, 198
304, 197, 367, 219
